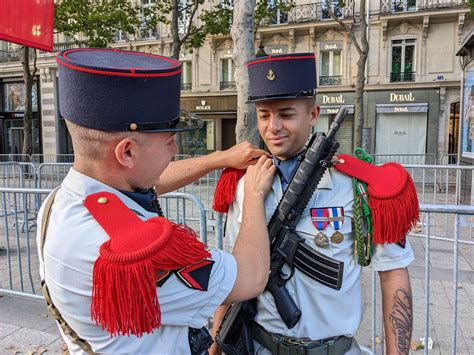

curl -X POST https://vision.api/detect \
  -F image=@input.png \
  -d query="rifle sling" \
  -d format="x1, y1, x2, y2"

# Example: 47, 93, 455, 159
293, 243, 344, 290
39, 187, 95, 355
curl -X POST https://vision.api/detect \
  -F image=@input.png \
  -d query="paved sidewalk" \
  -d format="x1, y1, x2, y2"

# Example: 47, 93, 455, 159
0, 236, 473, 354
0, 294, 65, 354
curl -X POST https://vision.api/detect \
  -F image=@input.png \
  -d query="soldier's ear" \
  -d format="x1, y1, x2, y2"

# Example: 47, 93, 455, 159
309, 106, 320, 126
114, 137, 138, 168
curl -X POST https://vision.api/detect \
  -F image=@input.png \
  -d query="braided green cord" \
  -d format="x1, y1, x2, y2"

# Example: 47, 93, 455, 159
352, 148, 373, 266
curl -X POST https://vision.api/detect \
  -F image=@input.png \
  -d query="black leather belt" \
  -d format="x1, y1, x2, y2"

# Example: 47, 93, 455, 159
253, 323, 353, 355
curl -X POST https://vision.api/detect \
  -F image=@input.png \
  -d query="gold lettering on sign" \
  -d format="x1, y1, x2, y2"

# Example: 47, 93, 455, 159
394, 107, 409, 112
390, 92, 415, 102
324, 44, 338, 50
327, 109, 339, 114
322, 95, 345, 104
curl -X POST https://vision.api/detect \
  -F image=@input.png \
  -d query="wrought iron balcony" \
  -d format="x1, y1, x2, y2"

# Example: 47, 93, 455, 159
390, 71, 415, 82
181, 83, 192, 91
220, 81, 236, 90
380, 0, 467, 14
319, 75, 343, 86
287, 2, 354, 24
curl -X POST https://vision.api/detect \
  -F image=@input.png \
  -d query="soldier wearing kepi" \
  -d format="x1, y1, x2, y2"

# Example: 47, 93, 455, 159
211, 53, 418, 354
37, 48, 276, 354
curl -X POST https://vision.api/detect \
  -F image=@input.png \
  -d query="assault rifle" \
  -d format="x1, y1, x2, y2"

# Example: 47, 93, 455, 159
216, 107, 348, 355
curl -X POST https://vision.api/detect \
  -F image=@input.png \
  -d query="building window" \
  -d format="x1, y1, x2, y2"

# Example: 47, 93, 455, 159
268, 0, 288, 25
392, 0, 416, 12
181, 61, 192, 91
320, 50, 342, 86
114, 30, 128, 42
141, 0, 157, 39
391, 39, 415, 82
220, 58, 235, 90
321, 0, 343, 19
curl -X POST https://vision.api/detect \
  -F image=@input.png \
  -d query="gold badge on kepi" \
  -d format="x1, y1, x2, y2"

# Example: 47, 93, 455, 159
267, 69, 275, 81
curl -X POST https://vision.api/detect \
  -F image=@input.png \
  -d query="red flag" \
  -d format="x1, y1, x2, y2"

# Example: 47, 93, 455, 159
0, 0, 54, 52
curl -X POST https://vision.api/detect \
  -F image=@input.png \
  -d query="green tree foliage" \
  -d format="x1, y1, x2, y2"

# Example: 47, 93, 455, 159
200, 0, 295, 37
54, 0, 147, 47
146, 0, 294, 58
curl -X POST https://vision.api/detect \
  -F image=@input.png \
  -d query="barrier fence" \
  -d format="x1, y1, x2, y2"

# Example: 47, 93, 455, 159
1, 185, 472, 353
0, 188, 209, 299
1, 158, 473, 353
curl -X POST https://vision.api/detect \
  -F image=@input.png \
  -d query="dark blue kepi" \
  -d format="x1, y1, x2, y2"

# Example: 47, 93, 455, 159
56, 48, 202, 132
247, 53, 317, 103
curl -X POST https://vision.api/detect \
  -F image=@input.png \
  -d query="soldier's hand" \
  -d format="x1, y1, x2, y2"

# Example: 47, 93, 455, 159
221, 141, 271, 169
208, 342, 222, 355
244, 155, 275, 199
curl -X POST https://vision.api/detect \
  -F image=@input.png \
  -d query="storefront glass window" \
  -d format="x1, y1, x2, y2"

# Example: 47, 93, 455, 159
177, 119, 215, 155
375, 111, 427, 164
4, 117, 40, 154
462, 65, 474, 157
4, 82, 38, 112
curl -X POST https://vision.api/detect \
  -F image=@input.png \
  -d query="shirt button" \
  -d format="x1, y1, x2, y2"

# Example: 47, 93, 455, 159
289, 290, 295, 296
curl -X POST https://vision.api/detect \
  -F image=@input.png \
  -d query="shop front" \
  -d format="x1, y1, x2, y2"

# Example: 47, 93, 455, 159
366, 89, 439, 164
315, 92, 355, 154
180, 94, 237, 155
0, 81, 41, 155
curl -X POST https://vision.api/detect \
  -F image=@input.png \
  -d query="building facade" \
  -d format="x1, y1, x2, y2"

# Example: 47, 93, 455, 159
0, 0, 471, 160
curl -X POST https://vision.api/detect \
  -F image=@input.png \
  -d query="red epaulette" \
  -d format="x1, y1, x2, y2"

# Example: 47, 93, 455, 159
212, 168, 246, 213
334, 154, 419, 244
84, 191, 210, 337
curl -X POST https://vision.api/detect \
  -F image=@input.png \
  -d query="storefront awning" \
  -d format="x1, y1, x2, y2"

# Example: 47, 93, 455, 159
319, 105, 354, 115
376, 103, 428, 113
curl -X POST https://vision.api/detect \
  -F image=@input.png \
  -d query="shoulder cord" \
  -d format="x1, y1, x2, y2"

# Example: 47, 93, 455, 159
39, 188, 95, 355
352, 148, 373, 267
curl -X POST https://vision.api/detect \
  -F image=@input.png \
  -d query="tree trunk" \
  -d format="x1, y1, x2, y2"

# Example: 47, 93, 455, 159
353, 0, 368, 150
231, 0, 260, 145
171, 0, 181, 59
22, 47, 34, 157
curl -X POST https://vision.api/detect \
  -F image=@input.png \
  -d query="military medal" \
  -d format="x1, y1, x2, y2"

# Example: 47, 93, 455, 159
328, 207, 345, 244
331, 231, 344, 244
314, 231, 330, 247
311, 208, 331, 248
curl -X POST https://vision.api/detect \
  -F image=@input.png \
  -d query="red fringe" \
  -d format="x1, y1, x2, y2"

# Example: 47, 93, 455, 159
212, 168, 246, 213
370, 173, 419, 244
91, 218, 210, 337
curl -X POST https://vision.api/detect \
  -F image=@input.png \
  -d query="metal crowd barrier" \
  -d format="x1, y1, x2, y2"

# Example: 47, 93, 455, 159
372, 153, 437, 165
31, 154, 75, 164
1, 185, 472, 354
368, 204, 474, 355
0, 188, 209, 300
37, 163, 73, 189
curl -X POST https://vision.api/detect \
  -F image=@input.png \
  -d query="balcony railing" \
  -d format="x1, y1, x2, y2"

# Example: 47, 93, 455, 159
319, 75, 343, 86
380, 0, 467, 14
390, 71, 415, 82
287, 1, 354, 24
0, 41, 89, 63
181, 83, 192, 91
220, 81, 236, 90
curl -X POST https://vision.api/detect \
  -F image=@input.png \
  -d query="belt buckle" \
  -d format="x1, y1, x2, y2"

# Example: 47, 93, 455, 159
281, 336, 310, 347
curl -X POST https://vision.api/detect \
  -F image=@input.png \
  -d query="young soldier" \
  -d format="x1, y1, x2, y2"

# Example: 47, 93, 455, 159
37, 48, 275, 354
211, 53, 416, 355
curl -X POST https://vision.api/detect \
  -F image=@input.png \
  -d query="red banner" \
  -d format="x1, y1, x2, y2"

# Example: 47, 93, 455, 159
0, 0, 54, 52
